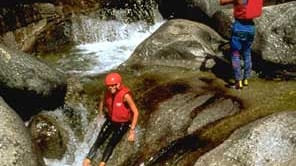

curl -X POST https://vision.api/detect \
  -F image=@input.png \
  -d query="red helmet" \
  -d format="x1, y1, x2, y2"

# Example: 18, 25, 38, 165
104, 72, 122, 86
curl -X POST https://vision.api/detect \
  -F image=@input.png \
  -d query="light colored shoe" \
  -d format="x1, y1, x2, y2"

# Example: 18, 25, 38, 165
235, 80, 243, 89
83, 158, 91, 166
243, 79, 248, 86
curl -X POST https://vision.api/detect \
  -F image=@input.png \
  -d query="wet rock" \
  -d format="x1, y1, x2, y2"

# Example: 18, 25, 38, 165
29, 112, 68, 159
0, 5, 42, 34
0, 96, 38, 166
190, 0, 230, 17
213, 2, 296, 67
0, 1, 97, 53
122, 19, 227, 71
30, 18, 72, 53
0, 1, 56, 7
0, 44, 66, 120
194, 111, 296, 166
188, 98, 240, 134
265, 0, 296, 5
1, 3, 72, 53
254, 2, 296, 66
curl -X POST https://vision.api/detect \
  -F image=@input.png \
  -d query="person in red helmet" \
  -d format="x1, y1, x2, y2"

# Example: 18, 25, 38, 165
83, 72, 139, 166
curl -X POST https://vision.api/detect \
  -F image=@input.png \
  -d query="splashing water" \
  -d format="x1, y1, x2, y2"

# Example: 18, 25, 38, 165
43, 106, 104, 166
75, 21, 163, 76
42, 11, 164, 76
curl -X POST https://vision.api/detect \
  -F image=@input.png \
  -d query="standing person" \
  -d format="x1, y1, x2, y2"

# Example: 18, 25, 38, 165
220, 0, 263, 89
83, 72, 139, 166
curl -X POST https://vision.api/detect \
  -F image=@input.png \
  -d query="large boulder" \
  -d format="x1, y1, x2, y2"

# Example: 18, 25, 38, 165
253, 2, 296, 66
0, 44, 66, 120
0, 96, 38, 166
122, 19, 227, 72
194, 111, 296, 166
29, 112, 69, 159
0, 0, 98, 53
211, 2, 296, 79
0, 3, 73, 53
213, 2, 296, 68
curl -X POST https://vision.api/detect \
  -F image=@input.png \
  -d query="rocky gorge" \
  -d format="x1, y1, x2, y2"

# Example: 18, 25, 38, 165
0, 0, 295, 166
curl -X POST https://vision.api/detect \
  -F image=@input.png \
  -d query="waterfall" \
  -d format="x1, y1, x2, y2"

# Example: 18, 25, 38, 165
47, 9, 164, 76
43, 105, 104, 166
70, 9, 163, 44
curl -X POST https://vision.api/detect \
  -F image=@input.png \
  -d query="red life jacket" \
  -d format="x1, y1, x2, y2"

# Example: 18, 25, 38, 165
234, 0, 263, 19
104, 85, 132, 122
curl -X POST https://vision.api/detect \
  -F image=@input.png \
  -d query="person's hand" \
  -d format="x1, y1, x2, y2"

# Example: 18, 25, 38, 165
128, 129, 136, 142
83, 158, 91, 166
95, 115, 104, 127
99, 112, 104, 118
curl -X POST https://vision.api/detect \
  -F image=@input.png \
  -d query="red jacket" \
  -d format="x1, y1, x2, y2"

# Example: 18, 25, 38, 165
104, 85, 132, 122
234, 0, 263, 19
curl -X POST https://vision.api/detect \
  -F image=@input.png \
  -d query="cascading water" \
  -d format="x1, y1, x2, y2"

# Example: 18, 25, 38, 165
42, 106, 104, 166
42, 8, 165, 166
43, 9, 164, 76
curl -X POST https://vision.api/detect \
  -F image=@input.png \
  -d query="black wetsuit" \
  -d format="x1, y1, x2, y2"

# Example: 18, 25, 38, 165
86, 118, 130, 162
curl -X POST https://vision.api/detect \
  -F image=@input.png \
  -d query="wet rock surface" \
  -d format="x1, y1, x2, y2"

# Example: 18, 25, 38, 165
213, 2, 296, 69
0, 44, 66, 120
122, 19, 227, 72
0, 97, 38, 166
194, 111, 296, 166
29, 112, 69, 159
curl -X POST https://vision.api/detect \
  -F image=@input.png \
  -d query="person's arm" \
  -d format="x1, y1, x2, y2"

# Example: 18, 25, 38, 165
220, 0, 244, 5
124, 93, 139, 141
220, 0, 234, 5
98, 100, 104, 117
98, 93, 104, 117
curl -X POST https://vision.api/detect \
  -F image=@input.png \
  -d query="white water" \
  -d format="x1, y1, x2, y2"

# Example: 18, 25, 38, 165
53, 12, 164, 76
74, 21, 161, 76
43, 106, 104, 166
43, 10, 164, 166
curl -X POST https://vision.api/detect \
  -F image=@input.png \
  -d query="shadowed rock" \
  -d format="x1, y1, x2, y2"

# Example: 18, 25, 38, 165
158, 0, 214, 26
29, 112, 69, 159
212, 2, 296, 78
0, 96, 38, 166
213, 2, 296, 66
0, 44, 66, 120
0, 0, 56, 7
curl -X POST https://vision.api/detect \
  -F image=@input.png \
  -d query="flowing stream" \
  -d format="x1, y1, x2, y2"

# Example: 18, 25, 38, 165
40, 11, 164, 76
41, 9, 165, 166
